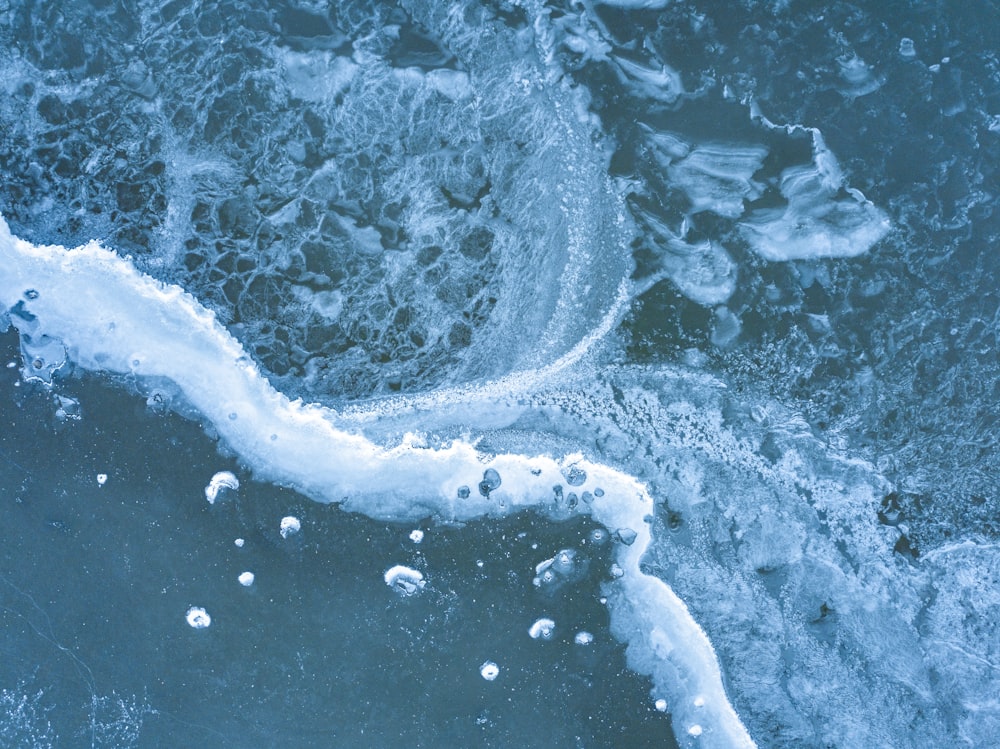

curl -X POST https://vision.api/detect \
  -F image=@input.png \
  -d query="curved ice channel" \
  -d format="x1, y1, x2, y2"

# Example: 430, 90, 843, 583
0, 217, 755, 747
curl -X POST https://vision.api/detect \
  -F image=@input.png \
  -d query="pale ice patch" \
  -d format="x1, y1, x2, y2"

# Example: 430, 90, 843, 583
409, 529, 424, 544
204, 471, 239, 504
96, 473, 108, 486
479, 661, 500, 681
279, 516, 301, 538
277, 48, 357, 104
384, 566, 425, 596
238, 572, 255, 587
574, 631, 594, 645
741, 104, 891, 261
528, 618, 556, 640
0, 217, 757, 749
185, 607, 211, 629
665, 144, 768, 219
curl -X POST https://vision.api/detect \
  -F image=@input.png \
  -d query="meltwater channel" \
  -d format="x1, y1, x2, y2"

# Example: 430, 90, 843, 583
2, 1, 999, 747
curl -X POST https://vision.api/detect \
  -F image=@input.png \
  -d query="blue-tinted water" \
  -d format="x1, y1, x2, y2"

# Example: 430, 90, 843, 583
2, 1, 999, 747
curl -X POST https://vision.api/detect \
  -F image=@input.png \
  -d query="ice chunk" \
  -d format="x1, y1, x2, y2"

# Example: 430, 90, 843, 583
739, 164, 890, 260
741, 109, 890, 261
479, 661, 500, 681
409, 529, 424, 544
655, 698, 668, 712
204, 471, 239, 504
574, 631, 594, 646
384, 565, 425, 596
238, 572, 255, 587
668, 144, 768, 219
634, 204, 738, 305
185, 607, 211, 629
528, 618, 556, 640
279, 516, 301, 538
234, 538, 245, 548
96, 473, 108, 486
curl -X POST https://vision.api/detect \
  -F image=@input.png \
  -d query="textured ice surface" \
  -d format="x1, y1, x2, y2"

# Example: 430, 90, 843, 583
3, 0, 999, 746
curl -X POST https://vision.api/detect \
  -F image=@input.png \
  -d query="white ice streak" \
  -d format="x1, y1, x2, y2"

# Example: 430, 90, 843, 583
0, 218, 756, 749
204, 471, 239, 504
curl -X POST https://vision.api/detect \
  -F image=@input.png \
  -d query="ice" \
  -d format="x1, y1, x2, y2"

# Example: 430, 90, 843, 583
384, 566, 425, 596
667, 144, 768, 219
528, 618, 556, 640
479, 661, 499, 681
574, 631, 594, 645
408, 529, 424, 544
204, 471, 239, 505
185, 607, 211, 629
279, 516, 301, 538
0, 217, 756, 749
238, 572, 255, 587
96, 474, 107, 486
741, 107, 891, 261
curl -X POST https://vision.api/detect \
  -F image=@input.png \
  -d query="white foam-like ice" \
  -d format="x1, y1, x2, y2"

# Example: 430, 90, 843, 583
528, 618, 556, 640
384, 566, 425, 597
185, 606, 211, 629
0, 218, 756, 749
204, 471, 239, 504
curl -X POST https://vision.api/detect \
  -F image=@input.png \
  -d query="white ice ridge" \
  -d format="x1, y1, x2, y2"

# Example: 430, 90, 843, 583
0, 217, 755, 748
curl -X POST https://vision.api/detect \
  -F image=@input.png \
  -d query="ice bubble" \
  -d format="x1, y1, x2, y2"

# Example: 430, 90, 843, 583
528, 617, 556, 640
615, 528, 638, 546
478, 468, 502, 497
234, 538, 245, 548
204, 471, 239, 504
96, 473, 108, 486
384, 565, 425, 596
562, 465, 587, 486
457, 485, 471, 499
688, 724, 703, 737
185, 606, 211, 629
589, 528, 609, 545
238, 571, 255, 587
279, 515, 301, 538
899, 38, 917, 59
655, 698, 668, 713
593, 488, 605, 497
574, 631, 594, 645
480, 661, 500, 681
409, 529, 424, 544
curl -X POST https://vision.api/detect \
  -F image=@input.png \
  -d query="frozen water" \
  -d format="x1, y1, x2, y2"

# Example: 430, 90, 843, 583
528, 618, 556, 640
384, 565, 425, 597
279, 516, 301, 538
185, 607, 211, 629
2, 0, 999, 746
204, 471, 239, 504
